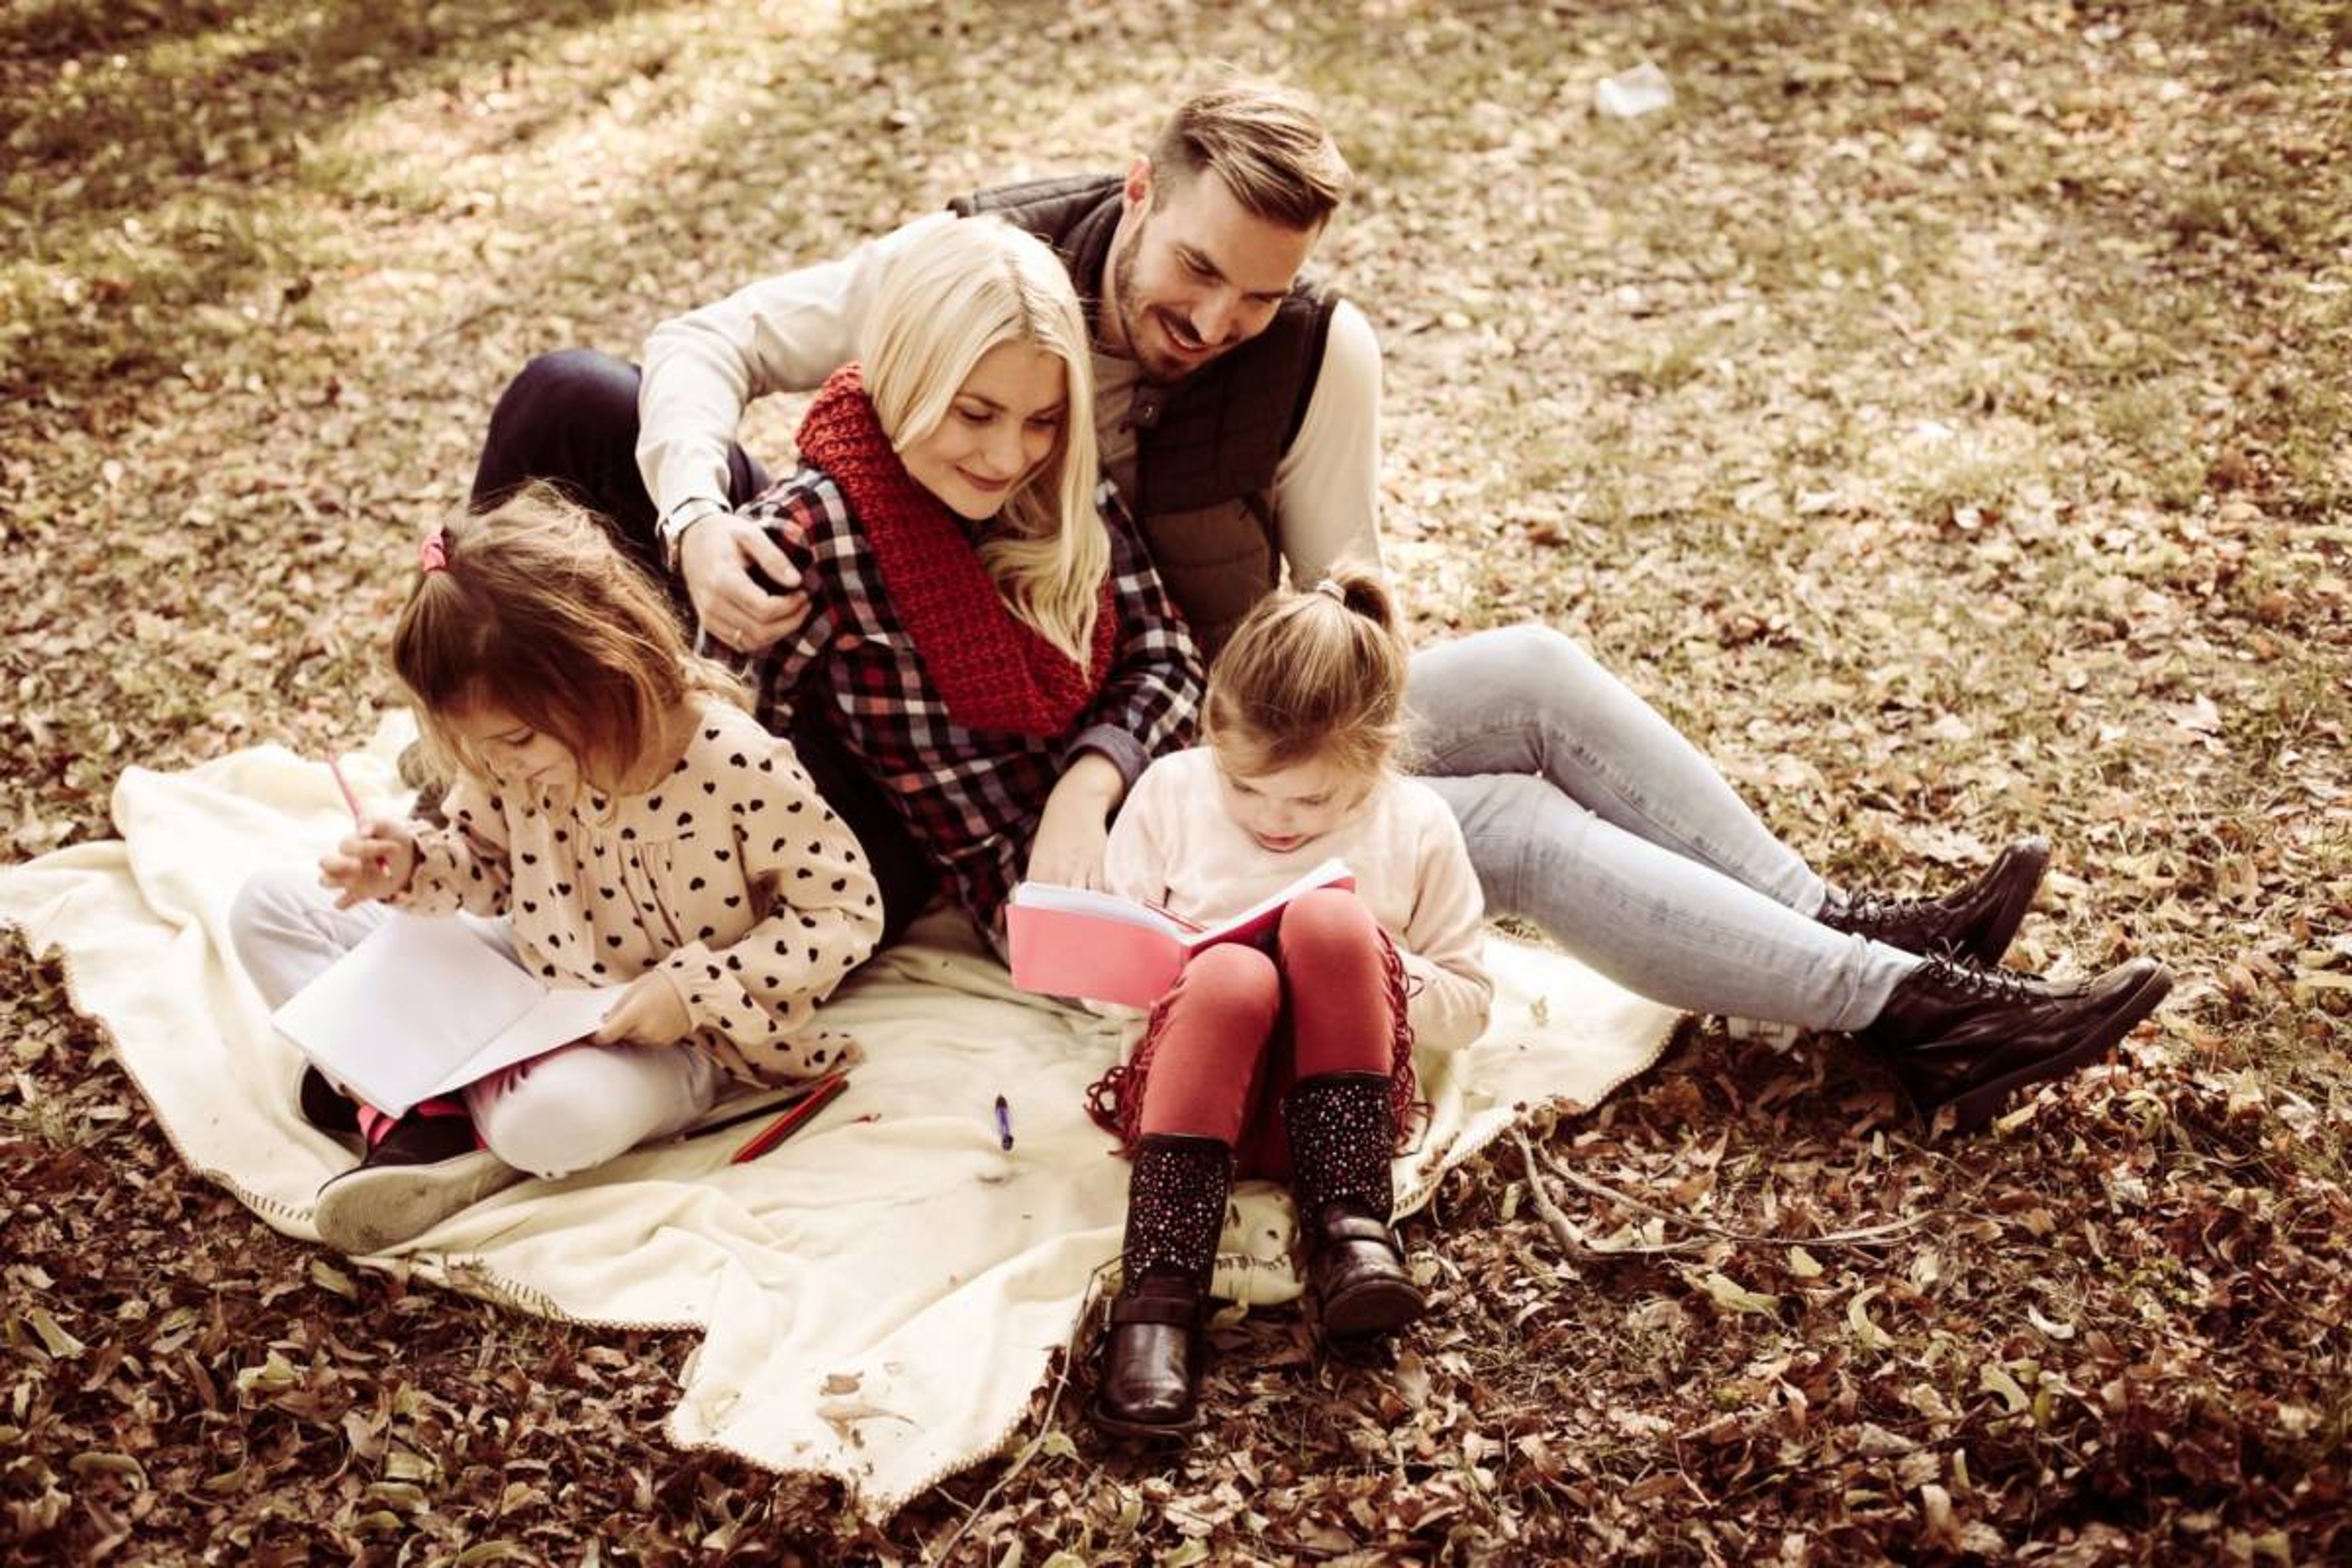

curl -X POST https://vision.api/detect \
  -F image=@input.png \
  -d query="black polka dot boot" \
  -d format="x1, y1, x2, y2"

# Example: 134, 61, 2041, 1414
1088, 1133, 1234, 1442
1283, 1071, 1425, 1341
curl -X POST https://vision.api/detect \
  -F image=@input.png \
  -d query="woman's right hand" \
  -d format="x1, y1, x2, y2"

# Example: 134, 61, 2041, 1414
318, 816, 420, 908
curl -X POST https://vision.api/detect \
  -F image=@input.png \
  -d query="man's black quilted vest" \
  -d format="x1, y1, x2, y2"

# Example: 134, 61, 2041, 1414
949, 174, 1336, 655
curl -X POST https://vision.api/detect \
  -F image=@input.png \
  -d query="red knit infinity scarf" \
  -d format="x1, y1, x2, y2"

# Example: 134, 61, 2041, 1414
795, 365, 1115, 739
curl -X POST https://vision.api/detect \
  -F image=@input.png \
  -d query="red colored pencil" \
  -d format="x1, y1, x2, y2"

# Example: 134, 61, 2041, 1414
730, 1073, 848, 1164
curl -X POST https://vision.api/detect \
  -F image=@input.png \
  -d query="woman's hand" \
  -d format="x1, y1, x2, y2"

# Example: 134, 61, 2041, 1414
684, 511, 811, 655
1026, 752, 1126, 891
595, 971, 693, 1047
318, 816, 420, 910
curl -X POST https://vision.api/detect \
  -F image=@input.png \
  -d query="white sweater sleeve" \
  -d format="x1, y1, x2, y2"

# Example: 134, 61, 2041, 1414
635, 211, 961, 520
1392, 795, 1493, 1053
1270, 298, 1384, 586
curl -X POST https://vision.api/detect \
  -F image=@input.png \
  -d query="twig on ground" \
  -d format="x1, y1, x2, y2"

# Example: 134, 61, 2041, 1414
1512, 1127, 1931, 1259
1513, 1127, 1647, 1258
1542, 1145, 1930, 1247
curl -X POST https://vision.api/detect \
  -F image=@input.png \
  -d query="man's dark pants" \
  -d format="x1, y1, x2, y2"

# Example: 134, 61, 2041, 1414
470, 349, 940, 946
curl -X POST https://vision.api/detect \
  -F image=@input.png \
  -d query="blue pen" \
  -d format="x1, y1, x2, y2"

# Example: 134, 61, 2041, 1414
993, 1094, 1014, 1152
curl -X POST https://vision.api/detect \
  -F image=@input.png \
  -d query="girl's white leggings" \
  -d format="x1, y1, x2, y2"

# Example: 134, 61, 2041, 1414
230, 869, 718, 1178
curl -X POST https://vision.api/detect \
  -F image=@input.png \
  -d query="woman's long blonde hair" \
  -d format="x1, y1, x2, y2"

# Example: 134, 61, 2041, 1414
394, 483, 747, 792
860, 216, 1106, 664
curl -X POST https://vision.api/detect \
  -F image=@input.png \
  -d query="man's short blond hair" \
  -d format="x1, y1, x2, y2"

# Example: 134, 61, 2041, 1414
1148, 81, 1352, 233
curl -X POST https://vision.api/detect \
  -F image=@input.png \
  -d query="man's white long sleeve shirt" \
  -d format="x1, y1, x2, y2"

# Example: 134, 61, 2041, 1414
634, 211, 1384, 587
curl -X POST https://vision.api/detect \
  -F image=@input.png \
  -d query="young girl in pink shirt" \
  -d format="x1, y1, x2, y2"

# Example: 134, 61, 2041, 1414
1084, 567, 1492, 1439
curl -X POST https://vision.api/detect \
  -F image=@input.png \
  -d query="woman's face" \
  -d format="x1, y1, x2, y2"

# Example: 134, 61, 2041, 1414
902, 342, 1068, 521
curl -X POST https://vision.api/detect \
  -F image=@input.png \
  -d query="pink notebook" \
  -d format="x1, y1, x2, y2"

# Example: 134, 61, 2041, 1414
1005, 858, 1354, 1007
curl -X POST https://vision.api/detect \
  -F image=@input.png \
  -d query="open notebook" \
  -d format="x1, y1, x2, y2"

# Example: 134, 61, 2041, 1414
270, 913, 625, 1117
1005, 858, 1353, 1008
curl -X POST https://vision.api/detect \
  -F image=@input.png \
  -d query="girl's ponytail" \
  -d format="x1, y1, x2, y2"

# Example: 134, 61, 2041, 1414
1204, 559, 1412, 779
1312, 567, 1399, 638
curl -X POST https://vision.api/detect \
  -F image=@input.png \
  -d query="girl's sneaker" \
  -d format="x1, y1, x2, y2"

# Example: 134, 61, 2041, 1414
312, 1114, 524, 1256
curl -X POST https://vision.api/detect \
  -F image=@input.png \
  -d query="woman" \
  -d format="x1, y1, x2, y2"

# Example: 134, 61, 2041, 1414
731, 216, 1202, 943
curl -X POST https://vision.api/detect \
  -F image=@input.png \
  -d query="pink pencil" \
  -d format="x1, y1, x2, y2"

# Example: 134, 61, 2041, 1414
326, 755, 391, 880
325, 755, 366, 821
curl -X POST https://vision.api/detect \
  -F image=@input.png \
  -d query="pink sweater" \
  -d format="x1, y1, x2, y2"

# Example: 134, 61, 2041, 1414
1102, 748, 1493, 1052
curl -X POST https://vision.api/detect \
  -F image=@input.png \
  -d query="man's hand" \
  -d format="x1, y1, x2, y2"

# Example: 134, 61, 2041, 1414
1025, 753, 1127, 891
594, 970, 694, 1047
318, 816, 420, 909
682, 510, 812, 655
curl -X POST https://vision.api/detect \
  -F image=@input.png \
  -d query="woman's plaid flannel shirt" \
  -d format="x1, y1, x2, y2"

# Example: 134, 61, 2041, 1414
745, 472, 1203, 935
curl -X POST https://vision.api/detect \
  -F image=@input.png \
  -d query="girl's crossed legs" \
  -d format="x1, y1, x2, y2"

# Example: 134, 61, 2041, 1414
230, 870, 718, 1185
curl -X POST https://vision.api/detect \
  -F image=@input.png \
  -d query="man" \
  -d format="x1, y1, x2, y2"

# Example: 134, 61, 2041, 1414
513, 82, 1376, 666
468, 82, 2167, 1150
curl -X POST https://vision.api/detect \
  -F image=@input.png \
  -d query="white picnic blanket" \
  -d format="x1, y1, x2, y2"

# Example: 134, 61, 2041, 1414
0, 726, 1678, 1515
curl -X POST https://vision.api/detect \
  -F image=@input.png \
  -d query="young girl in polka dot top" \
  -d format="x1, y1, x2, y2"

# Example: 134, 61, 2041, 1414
230, 483, 882, 1254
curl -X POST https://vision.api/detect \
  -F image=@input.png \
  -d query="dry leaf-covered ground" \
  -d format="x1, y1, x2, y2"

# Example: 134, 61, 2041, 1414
5, 1, 2349, 1562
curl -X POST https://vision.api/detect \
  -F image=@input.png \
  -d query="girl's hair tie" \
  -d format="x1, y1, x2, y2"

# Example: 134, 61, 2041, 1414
418, 530, 450, 574
1313, 577, 1346, 602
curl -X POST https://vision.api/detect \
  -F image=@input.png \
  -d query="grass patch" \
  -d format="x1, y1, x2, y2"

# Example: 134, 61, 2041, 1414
0, 0, 645, 398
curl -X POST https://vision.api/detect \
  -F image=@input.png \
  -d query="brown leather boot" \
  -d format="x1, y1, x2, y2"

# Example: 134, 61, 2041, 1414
1089, 1133, 1233, 1441
1855, 952, 2171, 1133
1820, 836, 2049, 967
1285, 1072, 1425, 1341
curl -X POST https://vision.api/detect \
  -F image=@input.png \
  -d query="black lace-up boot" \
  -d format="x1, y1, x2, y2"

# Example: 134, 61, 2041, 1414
1284, 1072, 1425, 1340
1820, 837, 2049, 967
1090, 1134, 1234, 1440
1855, 952, 2172, 1133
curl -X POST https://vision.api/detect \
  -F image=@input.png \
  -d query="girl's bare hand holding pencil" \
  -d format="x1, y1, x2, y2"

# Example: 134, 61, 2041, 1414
318, 817, 418, 908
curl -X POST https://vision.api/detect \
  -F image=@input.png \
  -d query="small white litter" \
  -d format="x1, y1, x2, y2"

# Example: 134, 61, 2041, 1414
1595, 61, 1675, 119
